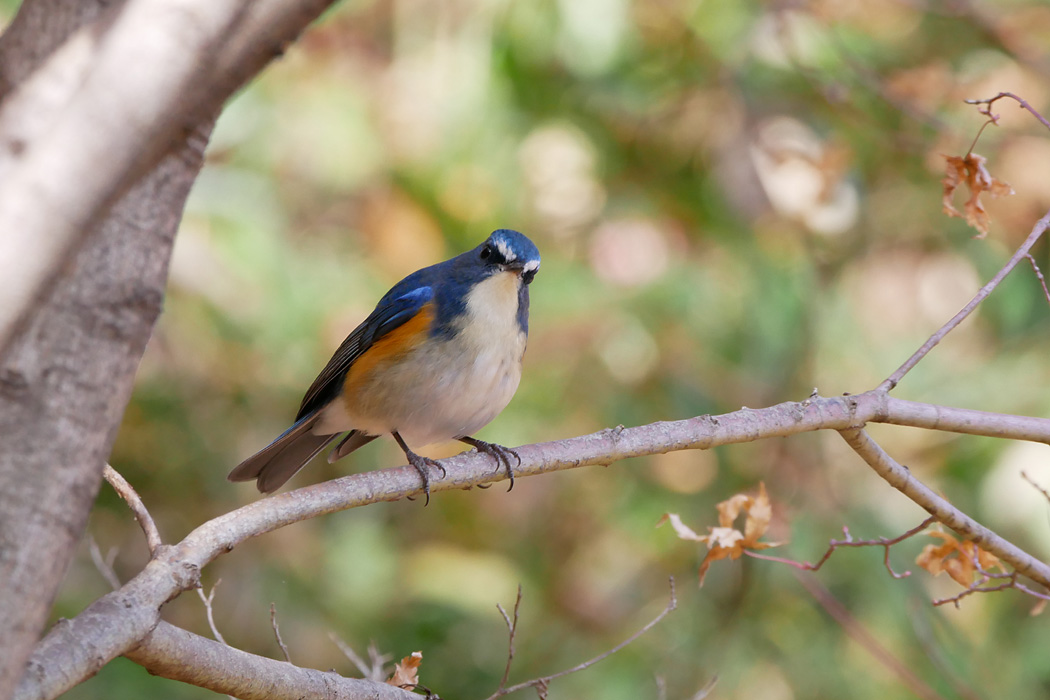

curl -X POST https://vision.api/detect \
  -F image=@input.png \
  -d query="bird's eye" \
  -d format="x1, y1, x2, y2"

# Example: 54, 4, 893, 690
522, 268, 537, 285
480, 244, 492, 261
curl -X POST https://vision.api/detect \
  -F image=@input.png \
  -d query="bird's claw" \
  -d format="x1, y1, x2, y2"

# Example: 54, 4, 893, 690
405, 451, 444, 506
460, 437, 521, 491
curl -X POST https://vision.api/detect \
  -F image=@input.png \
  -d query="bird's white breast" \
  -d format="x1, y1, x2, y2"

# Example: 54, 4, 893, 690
319, 270, 527, 448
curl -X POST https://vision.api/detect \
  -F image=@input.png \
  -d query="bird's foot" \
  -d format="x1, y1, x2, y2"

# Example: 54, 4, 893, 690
459, 437, 520, 491
405, 450, 445, 506
393, 431, 445, 506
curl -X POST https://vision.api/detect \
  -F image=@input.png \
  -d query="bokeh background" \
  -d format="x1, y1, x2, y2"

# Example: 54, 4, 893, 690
14, 0, 1050, 697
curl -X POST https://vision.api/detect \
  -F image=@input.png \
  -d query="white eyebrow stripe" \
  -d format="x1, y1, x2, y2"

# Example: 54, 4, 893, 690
523, 260, 539, 272
495, 238, 516, 261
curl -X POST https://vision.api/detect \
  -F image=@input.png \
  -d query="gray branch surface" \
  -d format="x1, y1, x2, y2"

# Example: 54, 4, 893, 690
16, 390, 1050, 700
125, 622, 418, 700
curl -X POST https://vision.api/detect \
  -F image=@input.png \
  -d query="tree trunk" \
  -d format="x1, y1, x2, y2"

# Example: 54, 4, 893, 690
0, 2, 211, 696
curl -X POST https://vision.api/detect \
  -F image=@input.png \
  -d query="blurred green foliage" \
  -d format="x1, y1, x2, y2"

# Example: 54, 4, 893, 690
14, 0, 1050, 697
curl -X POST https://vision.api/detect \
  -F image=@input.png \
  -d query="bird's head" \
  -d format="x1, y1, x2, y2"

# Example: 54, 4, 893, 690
475, 229, 541, 284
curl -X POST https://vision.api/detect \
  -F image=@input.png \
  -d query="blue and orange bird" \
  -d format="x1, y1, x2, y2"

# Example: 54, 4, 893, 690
228, 229, 540, 501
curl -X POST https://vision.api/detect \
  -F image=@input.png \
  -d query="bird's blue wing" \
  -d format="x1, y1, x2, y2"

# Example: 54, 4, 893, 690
295, 284, 434, 421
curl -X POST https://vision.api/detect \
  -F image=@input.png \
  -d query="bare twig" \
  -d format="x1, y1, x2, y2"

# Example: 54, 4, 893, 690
270, 603, 291, 663
196, 580, 227, 646
690, 676, 719, 700
1021, 471, 1050, 504
328, 635, 391, 683
1024, 254, 1050, 306
103, 464, 162, 556
931, 544, 1050, 608
87, 537, 121, 591
495, 585, 523, 693
484, 578, 677, 700
908, 601, 986, 700
745, 517, 937, 579
796, 573, 948, 700
965, 92, 1050, 134
964, 116, 998, 158
880, 208, 1050, 391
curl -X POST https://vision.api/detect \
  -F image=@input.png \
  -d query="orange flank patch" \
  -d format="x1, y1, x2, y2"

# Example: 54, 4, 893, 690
344, 303, 435, 394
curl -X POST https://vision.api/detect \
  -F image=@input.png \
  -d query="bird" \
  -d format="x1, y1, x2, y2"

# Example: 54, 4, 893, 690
228, 229, 540, 503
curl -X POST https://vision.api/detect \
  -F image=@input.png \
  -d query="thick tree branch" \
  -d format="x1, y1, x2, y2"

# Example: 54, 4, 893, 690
17, 389, 1050, 700
124, 622, 417, 700
0, 0, 341, 357
0, 0, 254, 354
0, 2, 342, 695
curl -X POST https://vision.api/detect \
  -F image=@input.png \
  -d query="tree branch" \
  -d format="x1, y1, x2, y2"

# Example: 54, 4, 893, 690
0, 0, 254, 354
0, 2, 344, 694
18, 388, 1050, 700
484, 579, 677, 700
0, 0, 342, 357
838, 427, 1050, 586
103, 465, 162, 556
123, 621, 418, 700
879, 207, 1050, 391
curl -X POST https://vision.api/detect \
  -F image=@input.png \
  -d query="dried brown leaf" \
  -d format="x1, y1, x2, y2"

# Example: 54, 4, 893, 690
941, 153, 1014, 238
915, 531, 1004, 587
662, 483, 784, 586
386, 651, 422, 688
743, 482, 772, 545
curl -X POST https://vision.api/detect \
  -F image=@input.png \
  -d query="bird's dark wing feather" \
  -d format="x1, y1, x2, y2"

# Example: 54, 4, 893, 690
295, 285, 434, 420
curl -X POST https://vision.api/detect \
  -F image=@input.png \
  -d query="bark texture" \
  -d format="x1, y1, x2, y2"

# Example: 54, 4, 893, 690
0, 2, 210, 695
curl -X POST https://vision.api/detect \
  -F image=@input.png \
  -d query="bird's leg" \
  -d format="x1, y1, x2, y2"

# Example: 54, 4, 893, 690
392, 431, 445, 505
458, 436, 520, 491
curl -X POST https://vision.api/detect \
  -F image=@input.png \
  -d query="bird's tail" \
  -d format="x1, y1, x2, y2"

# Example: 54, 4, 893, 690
227, 413, 337, 493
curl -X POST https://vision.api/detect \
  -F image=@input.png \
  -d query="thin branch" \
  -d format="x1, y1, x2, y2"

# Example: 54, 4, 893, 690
964, 92, 1050, 134
484, 578, 677, 700
1021, 471, 1050, 504
1024, 254, 1050, 307
329, 635, 390, 683
270, 603, 291, 663
690, 676, 719, 700
494, 585, 523, 693
908, 601, 986, 700
964, 116, 998, 158
124, 621, 418, 700
880, 207, 1050, 391
930, 542, 1050, 608
838, 428, 1050, 588
103, 464, 162, 556
795, 573, 949, 700
87, 537, 121, 591
745, 517, 938, 579
196, 580, 227, 646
